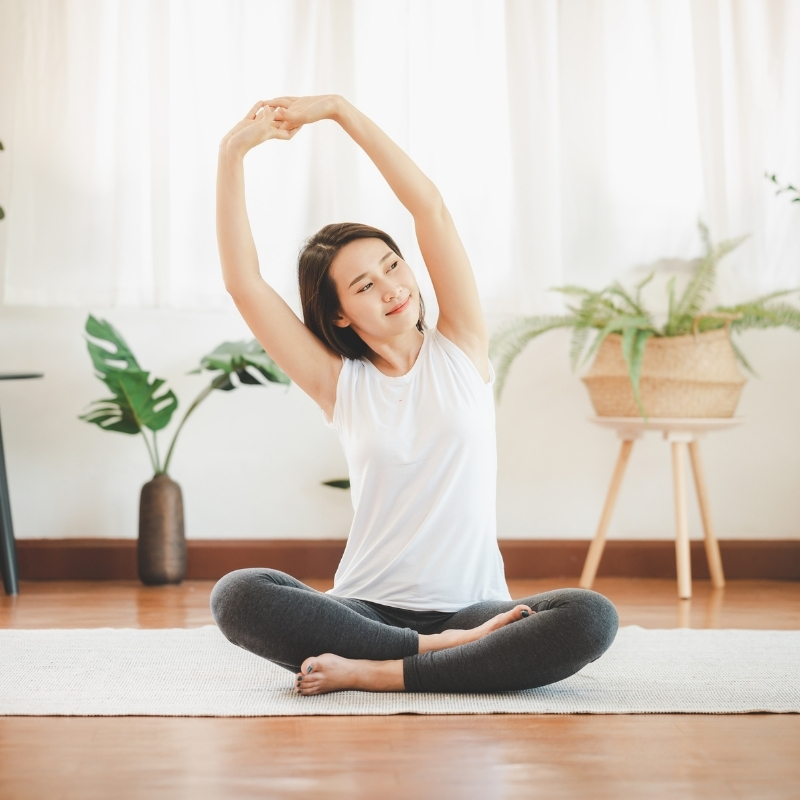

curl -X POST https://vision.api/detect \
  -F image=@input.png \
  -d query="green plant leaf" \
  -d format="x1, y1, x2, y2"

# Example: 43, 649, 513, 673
323, 479, 351, 489
665, 276, 677, 334
80, 369, 178, 434
569, 327, 591, 372
608, 281, 651, 319
723, 288, 799, 308
672, 224, 748, 329
726, 302, 800, 332
79, 397, 140, 434
698, 218, 712, 252
581, 314, 654, 366
729, 337, 756, 376
621, 327, 653, 418
198, 340, 290, 388
85, 315, 141, 376
489, 316, 577, 400
551, 285, 600, 298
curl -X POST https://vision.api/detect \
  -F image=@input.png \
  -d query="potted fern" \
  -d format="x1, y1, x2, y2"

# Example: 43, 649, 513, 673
80, 315, 289, 585
490, 223, 800, 417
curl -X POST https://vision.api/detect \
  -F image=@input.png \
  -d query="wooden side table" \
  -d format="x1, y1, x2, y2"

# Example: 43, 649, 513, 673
0, 373, 44, 596
579, 417, 743, 599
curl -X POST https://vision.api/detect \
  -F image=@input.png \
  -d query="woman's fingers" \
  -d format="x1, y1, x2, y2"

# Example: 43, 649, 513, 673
245, 100, 267, 119
265, 96, 297, 109
270, 124, 303, 141
224, 99, 303, 148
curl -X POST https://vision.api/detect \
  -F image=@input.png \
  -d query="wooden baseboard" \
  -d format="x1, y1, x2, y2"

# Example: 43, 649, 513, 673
14, 538, 800, 581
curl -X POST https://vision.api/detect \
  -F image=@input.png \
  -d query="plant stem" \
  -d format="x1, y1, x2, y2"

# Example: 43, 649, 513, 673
162, 373, 229, 475
140, 429, 159, 475
153, 432, 162, 474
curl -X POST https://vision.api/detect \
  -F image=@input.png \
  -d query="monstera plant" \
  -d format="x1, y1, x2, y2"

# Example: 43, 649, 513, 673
80, 315, 289, 585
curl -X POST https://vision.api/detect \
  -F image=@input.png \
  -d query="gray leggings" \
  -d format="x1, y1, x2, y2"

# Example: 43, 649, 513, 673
209, 568, 619, 693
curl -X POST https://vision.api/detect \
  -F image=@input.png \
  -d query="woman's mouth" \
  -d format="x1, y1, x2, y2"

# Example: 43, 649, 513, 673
386, 297, 411, 315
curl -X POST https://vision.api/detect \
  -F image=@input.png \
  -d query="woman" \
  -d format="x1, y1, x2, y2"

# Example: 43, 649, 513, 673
211, 95, 618, 695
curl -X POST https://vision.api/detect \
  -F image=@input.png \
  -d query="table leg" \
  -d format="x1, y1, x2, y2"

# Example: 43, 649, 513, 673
688, 440, 726, 589
0, 408, 19, 596
580, 439, 634, 590
671, 441, 692, 599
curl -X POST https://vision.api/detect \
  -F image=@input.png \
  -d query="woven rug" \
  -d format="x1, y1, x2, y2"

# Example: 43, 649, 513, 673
1, 625, 798, 716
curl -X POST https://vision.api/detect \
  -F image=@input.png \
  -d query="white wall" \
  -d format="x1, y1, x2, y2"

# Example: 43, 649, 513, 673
1, 304, 798, 541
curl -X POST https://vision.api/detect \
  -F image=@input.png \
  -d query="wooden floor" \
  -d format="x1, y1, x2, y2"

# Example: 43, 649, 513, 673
2, 578, 799, 800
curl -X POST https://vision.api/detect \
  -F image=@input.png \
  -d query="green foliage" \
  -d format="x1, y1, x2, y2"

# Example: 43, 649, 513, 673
489, 222, 800, 415
765, 172, 800, 205
192, 339, 290, 390
488, 315, 577, 398
323, 478, 351, 489
664, 225, 750, 335
80, 315, 290, 475
80, 316, 178, 469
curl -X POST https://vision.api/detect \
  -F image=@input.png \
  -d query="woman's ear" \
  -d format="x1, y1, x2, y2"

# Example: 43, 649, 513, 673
332, 312, 350, 329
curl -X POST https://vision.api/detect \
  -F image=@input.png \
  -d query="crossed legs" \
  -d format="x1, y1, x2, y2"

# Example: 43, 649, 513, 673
210, 568, 619, 695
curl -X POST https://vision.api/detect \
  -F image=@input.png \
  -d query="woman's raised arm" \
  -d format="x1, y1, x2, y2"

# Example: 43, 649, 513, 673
216, 101, 342, 418
270, 95, 489, 381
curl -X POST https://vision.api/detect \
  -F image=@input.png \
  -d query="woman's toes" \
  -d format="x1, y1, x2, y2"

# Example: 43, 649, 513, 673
300, 657, 316, 676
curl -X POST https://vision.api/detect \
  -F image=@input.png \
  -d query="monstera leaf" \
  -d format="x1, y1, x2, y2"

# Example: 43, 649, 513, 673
195, 340, 290, 390
85, 315, 142, 376
81, 369, 178, 434
81, 316, 289, 475
80, 315, 178, 436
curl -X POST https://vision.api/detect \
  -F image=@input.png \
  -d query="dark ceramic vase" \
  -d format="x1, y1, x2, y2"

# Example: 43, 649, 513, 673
138, 473, 186, 585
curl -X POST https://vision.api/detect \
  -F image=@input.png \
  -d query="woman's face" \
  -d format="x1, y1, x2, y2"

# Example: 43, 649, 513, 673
329, 237, 420, 340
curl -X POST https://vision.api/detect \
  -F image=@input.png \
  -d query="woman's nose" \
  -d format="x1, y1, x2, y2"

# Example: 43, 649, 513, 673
382, 281, 402, 302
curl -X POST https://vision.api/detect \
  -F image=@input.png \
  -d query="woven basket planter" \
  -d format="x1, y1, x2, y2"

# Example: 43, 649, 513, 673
581, 328, 747, 418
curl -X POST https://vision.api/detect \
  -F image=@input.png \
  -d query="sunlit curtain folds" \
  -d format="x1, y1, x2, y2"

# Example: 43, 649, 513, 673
1, 0, 798, 313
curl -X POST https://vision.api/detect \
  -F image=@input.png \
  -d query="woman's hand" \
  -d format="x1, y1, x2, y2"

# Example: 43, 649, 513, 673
266, 95, 344, 129
220, 101, 301, 157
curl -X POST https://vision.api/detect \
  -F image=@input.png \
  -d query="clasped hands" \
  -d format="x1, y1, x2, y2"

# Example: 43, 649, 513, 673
222, 95, 343, 154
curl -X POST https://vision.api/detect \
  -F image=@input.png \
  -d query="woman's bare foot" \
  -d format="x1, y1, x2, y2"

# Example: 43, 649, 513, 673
292, 605, 534, 696
294, 653, 404, 696
419, 604, 534, 653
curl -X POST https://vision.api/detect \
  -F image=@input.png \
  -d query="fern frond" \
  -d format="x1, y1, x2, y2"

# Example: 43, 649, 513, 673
552, 285, 600, 298
726, 287, 800, 307
607, 282, 652, 320
621, 327, 654, 418
569, 327, 591, 371
489, 316, 577, 400
729, 336, 757, 376
693, 315, 729, 334
698, 219, 712, 253
664, 276, 678, 335
673, 230, 748, 324
581, 314, 655, 366
726, 302, 800, 332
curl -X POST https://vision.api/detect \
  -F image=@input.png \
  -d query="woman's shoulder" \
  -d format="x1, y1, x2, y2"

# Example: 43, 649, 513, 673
429, 327, 494, 388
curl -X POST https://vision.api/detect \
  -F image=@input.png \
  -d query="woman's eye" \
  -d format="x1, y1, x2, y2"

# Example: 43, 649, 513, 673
358, 282, 372, 293
388, 261, 398, 270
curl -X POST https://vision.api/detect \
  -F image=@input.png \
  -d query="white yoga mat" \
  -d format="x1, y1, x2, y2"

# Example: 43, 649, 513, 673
1, 625, 798, 716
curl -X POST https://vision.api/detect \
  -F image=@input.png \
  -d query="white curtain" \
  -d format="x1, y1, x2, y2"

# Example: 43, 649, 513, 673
1, 0, 798, 314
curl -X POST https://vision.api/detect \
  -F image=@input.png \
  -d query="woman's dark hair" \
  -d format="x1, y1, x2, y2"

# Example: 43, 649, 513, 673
298, 222, 426, 359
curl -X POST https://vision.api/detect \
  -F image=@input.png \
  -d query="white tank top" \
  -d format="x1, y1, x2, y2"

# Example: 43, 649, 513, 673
324, 328, 511, 612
